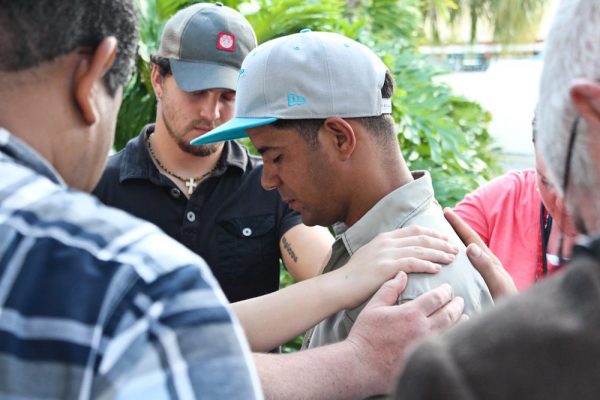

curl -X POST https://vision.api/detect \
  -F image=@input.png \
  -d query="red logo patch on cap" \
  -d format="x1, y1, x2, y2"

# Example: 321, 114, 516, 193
217, 32, 235, 52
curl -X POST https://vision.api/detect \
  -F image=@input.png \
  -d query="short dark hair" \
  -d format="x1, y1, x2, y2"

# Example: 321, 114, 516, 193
150, 54, 172, 77
0, 0, 138, 95
272, 70, 396, 148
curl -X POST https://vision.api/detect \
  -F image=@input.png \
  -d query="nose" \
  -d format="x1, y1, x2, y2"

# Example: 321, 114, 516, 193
261, 163, 282, 191
197, 90, 220, 122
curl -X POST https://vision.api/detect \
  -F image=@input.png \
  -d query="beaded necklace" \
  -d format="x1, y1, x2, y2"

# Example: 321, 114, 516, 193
147, 134, 214, 195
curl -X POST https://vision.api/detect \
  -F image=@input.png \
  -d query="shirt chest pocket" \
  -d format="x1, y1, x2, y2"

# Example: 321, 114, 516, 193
216, 214, 279, 277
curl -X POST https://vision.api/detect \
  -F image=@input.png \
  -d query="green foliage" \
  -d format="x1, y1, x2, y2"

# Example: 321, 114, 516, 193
114, 58, 155, 150
391, 52, 500, 206
241, 0, 351, 43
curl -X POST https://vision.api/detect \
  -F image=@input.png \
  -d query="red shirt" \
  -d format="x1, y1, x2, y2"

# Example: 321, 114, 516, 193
454, 170, 542, 291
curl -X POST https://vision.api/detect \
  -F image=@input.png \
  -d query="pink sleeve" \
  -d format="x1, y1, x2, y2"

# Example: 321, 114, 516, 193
453, 170, 541, 291
453, 170, 537, 245
453, 182, 496, 246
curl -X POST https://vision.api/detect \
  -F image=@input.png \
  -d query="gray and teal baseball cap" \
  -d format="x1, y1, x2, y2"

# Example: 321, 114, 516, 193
156, 2, 256, 92
191, 30, 392, 145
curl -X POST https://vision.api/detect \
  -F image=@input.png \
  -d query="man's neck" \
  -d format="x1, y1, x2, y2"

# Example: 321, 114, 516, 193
343, 161, 414, 227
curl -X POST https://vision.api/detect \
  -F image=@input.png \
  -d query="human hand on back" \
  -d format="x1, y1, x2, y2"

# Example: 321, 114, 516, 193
345, 271, 466, 395
331, 225, 459, 310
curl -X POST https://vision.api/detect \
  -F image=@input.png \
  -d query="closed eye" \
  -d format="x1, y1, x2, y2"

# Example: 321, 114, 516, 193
222, 91, 236, 102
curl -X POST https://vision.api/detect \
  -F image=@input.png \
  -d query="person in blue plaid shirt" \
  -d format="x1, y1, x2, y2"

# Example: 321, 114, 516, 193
0, 0, 260, 397
0, 0, 470, 398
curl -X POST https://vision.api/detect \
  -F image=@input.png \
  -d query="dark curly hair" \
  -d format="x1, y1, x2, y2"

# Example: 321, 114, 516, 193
0, 0, 138, 95
150, 54, 172, 77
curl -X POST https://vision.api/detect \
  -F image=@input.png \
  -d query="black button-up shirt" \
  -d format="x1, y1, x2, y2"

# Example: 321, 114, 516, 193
94, 125, 301, 302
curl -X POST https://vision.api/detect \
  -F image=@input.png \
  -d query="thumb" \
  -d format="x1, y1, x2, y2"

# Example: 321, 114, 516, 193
467, 243, 493, 276
364, 271, 408, 309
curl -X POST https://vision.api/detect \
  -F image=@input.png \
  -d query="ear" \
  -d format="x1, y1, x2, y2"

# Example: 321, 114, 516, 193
74, 37, 118, 125
150, 63, 164, 99
570, 80, 600, 127
320, 117, 356, 161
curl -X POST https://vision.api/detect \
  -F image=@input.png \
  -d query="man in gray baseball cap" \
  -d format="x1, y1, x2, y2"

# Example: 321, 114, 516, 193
194, 29, 493, 349
155, 2, 254, 93
94, 2, 334, 304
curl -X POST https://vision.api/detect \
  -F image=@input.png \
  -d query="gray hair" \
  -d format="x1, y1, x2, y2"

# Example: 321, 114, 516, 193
537, 0, 600, 209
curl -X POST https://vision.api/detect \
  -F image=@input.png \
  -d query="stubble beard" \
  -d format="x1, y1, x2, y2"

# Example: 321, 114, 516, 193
162, 110, 221, 157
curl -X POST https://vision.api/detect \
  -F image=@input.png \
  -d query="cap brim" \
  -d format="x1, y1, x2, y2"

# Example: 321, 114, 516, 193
191, 117, 278, 145
170, 59, 240, 92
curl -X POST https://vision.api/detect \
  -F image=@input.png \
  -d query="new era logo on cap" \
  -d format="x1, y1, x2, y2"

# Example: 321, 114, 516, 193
217, 32, 236, 52
288, 92, 306, 107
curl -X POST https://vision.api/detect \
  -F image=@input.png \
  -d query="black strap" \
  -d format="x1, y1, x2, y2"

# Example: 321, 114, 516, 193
540, 202, 553, 276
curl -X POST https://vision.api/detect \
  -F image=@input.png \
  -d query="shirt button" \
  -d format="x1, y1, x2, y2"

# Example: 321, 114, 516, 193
242, 227, 252, 237
186, 211, 196, 222
170, 188, 181, 198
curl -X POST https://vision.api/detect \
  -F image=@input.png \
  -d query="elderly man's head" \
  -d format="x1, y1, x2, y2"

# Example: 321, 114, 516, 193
537, 0, 600, 235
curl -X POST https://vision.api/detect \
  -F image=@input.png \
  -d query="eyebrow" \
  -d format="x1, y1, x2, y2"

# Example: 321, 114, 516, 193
257, 146, 279, 155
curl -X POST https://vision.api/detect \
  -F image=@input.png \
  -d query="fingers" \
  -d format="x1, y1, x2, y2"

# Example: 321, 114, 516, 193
394, 258, 443, 274
427, 296, 465, 330
392, 235, 459, 256
363, 271, 408, 309
444, 208, 485, 248
467, 243, 517, 299
392, 246, 457, 265
408, 283, 455, 316
466, 243, 496, 278
386, 225, 449, 241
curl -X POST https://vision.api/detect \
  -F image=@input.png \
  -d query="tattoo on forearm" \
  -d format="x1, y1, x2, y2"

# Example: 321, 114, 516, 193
282, 237, 299, 263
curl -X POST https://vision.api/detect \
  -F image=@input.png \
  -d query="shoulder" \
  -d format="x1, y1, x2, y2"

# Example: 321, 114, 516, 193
460, 169, 534, 205
243, 150, 264, 175
499, 169, 536, 194
104, 147, 127, 171
454, 169, 539, 226
402, 205, 494, 312
94, 135, 147, 197
96, 150, 126, 191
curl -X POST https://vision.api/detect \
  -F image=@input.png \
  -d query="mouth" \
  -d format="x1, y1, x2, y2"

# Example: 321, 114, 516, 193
191, 126, 212, 135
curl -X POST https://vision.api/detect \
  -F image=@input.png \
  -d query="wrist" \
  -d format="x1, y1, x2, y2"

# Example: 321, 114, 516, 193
323, 267, 356, 310
336, 338, 382, 398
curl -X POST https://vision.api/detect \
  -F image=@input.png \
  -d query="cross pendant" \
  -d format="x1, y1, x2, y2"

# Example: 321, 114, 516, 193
185, 178, 198, 195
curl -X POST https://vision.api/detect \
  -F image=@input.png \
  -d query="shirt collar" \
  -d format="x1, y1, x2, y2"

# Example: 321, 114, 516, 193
340, 171, 434, 255
118, 124, 249, 183
0, 128, 67, 187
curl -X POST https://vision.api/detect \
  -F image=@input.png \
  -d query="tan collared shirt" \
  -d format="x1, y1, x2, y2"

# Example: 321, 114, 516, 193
303, 171, 493, 349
